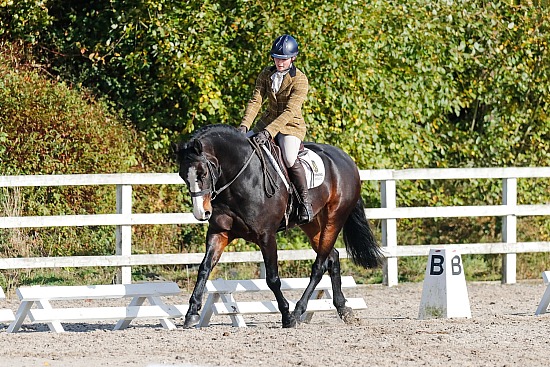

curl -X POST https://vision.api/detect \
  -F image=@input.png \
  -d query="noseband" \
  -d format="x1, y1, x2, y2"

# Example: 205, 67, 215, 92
191, 149, 255, 201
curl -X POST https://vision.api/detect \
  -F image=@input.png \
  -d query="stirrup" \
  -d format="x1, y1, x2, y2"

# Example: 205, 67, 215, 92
297, 202, 313, 224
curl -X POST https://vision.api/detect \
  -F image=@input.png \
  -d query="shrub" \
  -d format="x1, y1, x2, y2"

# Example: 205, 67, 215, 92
2, 1, 550, 283
0, 42, 139, 259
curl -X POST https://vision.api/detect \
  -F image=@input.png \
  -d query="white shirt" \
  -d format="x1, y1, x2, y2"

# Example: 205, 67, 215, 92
271, 69, 289, 94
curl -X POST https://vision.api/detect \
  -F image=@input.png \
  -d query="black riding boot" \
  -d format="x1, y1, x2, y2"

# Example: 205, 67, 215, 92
288, 161, 314, 224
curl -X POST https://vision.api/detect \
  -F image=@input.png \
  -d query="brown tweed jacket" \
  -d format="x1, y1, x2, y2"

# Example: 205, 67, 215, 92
241, 64, 309, 140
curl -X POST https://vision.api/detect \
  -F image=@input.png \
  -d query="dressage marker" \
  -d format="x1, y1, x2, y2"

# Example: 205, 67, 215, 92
418, 248, 471, 319
0, 287, 15, 323
7, 282, 188, 333
535, 271, 550, 315
199, 275, 366, 327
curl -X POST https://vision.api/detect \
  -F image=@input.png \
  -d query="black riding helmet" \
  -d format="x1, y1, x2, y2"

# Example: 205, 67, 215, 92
270, 34, 299, 59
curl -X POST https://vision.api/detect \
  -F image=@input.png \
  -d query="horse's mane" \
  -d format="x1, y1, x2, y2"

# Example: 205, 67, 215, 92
174, 124, 244, 160
191, 124, 241, 141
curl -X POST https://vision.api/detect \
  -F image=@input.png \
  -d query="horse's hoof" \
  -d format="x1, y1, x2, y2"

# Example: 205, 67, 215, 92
339, 306, 362, 325
282, 315, 298, 328
183, 314, 200, 328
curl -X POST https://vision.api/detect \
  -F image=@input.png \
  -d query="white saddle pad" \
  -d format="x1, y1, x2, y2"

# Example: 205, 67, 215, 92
261, 146, 325, 190
298, 148, 325, 189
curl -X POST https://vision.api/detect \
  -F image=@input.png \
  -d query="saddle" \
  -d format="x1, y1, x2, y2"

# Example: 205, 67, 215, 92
253, 137, 325, 231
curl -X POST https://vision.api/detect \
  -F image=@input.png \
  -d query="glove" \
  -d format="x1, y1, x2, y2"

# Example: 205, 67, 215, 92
237, 125, 248, 134
253, 130, 271, 145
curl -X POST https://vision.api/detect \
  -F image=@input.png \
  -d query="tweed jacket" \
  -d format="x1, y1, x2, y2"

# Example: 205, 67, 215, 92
241, 64, 309, 140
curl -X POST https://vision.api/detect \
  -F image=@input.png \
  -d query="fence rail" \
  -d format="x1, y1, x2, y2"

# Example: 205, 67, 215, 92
1, 168, 550, 286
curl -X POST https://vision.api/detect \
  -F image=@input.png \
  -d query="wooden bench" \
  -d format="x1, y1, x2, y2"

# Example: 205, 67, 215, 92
535, 271, 550, 315
0, 287, 15, 323
198, 275, 366, 327
7, 282, 188, 333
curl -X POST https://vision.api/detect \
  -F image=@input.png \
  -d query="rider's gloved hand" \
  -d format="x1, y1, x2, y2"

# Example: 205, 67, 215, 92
237, 125, 248, 134
253, 129, 271, 145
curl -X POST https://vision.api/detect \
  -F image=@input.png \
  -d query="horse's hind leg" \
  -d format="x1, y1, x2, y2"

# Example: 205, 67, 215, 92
293, 218, 342, 321
291, 221, 337, 322
293, 221, 355, 324
327, 248, 361, 325
291, 251, 328, 322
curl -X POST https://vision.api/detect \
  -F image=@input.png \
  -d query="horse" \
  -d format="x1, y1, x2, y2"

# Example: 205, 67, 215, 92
172, 124, 384, 328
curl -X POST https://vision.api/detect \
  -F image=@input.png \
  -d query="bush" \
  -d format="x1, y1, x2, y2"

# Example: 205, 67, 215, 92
3, 1, 548, 204
0, 41, 139, 259
0, 43, 137, 175
2, 1, 550, 283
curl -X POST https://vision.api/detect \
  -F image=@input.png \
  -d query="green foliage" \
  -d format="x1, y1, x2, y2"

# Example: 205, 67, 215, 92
0, 129, 7, 156
0, 0, 52, 44
1, 1, 550, 284
0, 1, 548, 169
2, 1, 550, 175
0, 42, 140, 259
0, 44, 137, 175
15, 0, 268, 153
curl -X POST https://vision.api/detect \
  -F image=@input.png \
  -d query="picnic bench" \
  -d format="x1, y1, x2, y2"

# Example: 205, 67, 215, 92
198, 275, 366, 327
7, 282, 188, 333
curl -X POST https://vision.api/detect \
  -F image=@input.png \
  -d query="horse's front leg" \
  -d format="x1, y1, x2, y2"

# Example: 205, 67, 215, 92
260, 234, 296, 328
183, 230, 230, 328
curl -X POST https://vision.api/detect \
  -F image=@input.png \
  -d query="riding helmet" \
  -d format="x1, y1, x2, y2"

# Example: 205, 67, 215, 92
270, 34, 299, 59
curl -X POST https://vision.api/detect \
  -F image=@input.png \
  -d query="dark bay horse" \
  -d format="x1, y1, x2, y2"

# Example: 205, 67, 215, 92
173, 124, 384, 328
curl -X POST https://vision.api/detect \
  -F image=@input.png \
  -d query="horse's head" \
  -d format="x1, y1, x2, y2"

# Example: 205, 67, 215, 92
172, 138, 220, 221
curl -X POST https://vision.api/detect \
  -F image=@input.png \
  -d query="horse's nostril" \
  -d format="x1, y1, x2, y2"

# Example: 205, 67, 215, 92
205, 211, 211, 218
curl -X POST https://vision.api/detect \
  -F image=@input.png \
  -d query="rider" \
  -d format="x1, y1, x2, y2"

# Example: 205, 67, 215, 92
238, 34, 313, 224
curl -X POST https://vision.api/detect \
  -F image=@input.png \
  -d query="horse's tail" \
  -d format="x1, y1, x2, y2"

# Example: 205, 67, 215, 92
343, 197, 385, 269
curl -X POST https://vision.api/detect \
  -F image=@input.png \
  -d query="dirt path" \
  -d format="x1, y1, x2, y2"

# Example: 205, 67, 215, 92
0, 280, 548, 367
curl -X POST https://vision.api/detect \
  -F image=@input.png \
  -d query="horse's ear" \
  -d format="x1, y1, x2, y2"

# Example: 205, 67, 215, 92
192, 139, 203, 155
171, 142, 180, 154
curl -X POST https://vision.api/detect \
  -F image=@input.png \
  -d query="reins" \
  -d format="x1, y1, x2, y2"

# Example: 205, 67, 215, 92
201, 137, 278, 201
209, 147, 255, 200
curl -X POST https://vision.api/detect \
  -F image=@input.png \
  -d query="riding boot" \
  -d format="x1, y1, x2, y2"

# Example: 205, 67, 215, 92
288, 161, 314, 224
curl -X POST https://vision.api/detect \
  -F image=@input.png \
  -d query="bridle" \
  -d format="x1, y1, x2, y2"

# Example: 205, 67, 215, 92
189, 148, 255, 201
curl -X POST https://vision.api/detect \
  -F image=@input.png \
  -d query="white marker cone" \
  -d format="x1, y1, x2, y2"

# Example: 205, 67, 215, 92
419, 248, 471, 319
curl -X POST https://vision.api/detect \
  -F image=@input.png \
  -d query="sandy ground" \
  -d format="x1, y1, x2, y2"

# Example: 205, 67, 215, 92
0, 279, 548, 367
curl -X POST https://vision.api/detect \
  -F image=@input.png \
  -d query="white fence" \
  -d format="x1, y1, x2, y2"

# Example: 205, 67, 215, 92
1, 168, 550, 286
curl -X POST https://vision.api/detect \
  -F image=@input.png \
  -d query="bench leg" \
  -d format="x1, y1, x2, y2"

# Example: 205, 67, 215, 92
147, 296, 177, 330
37, 300, 65, 333
535, 285, 550, 315
114, 296, 146, 330
303, 287, 351, 324
7, 301, 33, 333
198, 294, 218, 328
302, 290, 324, 323
221, 293, 247, 327
199, 293, 247, 328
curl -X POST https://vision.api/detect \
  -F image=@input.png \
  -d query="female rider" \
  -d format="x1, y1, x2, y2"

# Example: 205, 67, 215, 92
238, 34, 313, 224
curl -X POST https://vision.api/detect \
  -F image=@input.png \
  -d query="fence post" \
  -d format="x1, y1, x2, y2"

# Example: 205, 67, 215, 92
116, 184, 132, 284
502, 177, 517, 284
381, 179, 398, 286
259, 263, 266, 279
